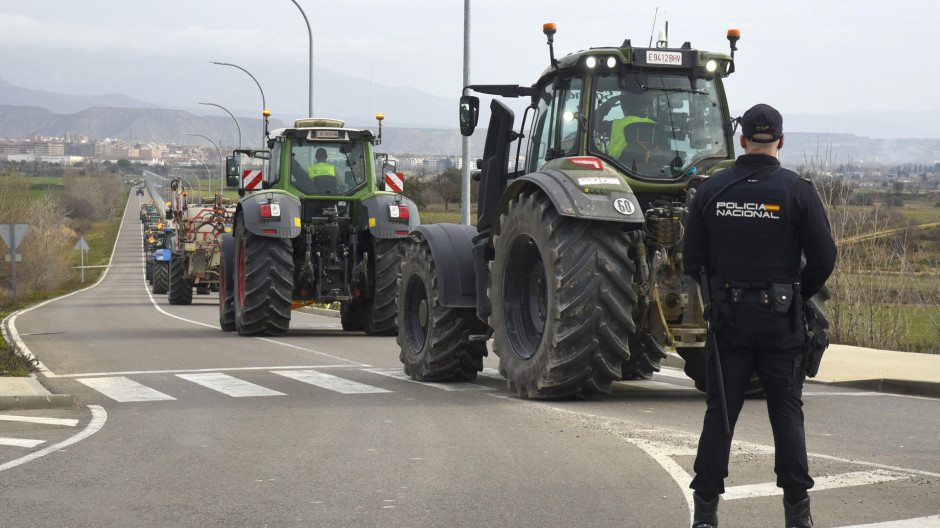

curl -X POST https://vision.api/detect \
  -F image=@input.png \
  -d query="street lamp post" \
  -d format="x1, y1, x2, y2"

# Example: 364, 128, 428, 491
199, 102, 241, 149
290, 0, 314, 117
209, 61, 268, 148
182, 169, 204, 201
187, 133, 224, 195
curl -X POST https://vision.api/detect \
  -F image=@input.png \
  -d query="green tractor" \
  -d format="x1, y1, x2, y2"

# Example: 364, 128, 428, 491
220, 115, 419, 336
397, 23, 742, 398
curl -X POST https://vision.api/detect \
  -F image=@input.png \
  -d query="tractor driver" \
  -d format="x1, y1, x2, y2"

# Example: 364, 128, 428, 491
308, 147, 339, 194
309, 148, 335, 178
606, 92, 656, 159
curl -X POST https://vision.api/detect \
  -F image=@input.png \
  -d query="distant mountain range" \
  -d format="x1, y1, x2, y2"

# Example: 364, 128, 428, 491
1, 78, 938, 163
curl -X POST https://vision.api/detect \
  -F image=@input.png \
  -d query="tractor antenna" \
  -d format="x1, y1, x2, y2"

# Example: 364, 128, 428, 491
543, 23, 558, 69
648, 7, 659, 47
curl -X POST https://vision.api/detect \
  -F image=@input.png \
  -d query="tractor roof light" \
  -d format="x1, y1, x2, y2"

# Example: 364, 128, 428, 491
606, 56, 617, 68
706, 60, 718, 72
263, 109, 272, 117
585, 56, 597, 69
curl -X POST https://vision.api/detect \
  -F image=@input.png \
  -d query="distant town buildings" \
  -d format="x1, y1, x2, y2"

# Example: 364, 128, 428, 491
0, 132, 224, 167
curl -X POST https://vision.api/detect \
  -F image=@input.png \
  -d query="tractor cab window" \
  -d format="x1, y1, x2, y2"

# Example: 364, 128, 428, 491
589, 72, 727, 180
526, 77, 584, 173
289, 140, 367, 195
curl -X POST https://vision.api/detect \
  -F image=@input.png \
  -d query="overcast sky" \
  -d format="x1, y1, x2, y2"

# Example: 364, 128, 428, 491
1, 0, 938, 124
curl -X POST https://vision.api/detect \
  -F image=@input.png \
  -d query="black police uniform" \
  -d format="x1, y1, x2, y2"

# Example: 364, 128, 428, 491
683, 152, 837, 501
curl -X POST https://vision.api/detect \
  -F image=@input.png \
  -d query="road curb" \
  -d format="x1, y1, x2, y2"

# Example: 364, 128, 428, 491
0, 393, 80, 411
665, 350, 940, 399
812, 378, 940, 399
298, 306, 340, 318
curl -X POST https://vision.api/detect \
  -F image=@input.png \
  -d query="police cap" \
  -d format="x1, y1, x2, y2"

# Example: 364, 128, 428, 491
741, 104, 783, 143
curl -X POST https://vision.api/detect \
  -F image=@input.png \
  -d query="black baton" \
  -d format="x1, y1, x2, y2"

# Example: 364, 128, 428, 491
700, 267, 731, 436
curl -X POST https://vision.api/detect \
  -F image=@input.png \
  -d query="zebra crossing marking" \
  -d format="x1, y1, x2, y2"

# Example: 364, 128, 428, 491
273, 370, 391, 394
77, 376, 176, 402
176, 373, 285, 398
0, 437, 45, 448
723, 470, 908, 500
365, 368, 496, 391
0, 415, 79, 427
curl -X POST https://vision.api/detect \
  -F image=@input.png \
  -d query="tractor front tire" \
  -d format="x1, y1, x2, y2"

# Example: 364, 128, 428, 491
490, 189, 635, 399
218, 232, 236, 331
234, 220, 293, 336
397, 240, 487, 381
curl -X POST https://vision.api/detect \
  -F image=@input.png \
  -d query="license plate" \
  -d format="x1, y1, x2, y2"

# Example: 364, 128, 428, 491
646, 50, 683, 66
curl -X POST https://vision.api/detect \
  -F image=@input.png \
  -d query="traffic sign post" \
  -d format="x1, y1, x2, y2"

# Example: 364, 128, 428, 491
75, 237, 90, 283
0, 223, 30, 304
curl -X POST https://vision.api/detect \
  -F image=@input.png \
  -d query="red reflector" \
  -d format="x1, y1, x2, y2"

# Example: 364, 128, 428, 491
263, 229, 277, 234
570, 157, 604, 170
354, 291, 361, 297
395, 230, 409, 235
260, 204, 271, 217
398, 206, 409, 219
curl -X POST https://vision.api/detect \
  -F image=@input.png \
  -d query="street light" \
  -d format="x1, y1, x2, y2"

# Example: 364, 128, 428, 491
199, 101, 241, 149
209, 61, 267, 146
290, 0, 314, 117
187, 133, 223, 194
175, 170, 201, 202
181, 169, 204, 201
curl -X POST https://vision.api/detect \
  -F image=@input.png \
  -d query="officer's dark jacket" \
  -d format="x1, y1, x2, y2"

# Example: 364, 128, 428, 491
683, 154, 837, 348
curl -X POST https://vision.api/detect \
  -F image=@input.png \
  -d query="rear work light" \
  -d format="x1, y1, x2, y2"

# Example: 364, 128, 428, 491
260, 203, 281, 218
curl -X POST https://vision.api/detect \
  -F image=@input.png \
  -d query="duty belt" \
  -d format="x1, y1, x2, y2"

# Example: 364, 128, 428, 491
727, 287, 772, 305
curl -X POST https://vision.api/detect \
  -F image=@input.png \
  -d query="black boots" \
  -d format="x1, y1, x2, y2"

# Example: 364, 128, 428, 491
692, 492, 719, 528
784, 496, 813, 528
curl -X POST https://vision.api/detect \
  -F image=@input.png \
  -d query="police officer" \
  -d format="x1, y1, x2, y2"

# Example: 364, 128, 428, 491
683, 104, 837, 528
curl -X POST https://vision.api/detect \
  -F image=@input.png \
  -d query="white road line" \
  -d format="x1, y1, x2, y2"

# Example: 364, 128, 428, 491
1, 197, 130, 378
274, 370, 391, 394
0, 405, 107, 473
77, 377, 176, 402
0, 437, 45, 448
176, 373, 285, 398
0, 415, 79, 426
617, 379, 695, 391
480, 368, 503, 379
724, 470, 907, 500
653, 368, 692, 380
365, 368, 496, 391
53, 364, 354, 379
837, 515, 940, 527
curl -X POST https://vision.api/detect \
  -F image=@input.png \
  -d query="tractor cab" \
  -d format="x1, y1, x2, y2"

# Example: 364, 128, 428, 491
461, 25, 740, 186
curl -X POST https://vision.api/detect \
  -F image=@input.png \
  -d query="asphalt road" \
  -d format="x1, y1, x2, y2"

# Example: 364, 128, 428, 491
0, 193, 937, 528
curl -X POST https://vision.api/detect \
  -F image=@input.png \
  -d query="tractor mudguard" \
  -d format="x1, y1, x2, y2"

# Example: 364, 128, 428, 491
359, 194, 421, 239
237, 191, 302, 238
154, 249, 172, 262
492, 168, 645, 235
411, 223, 477, 308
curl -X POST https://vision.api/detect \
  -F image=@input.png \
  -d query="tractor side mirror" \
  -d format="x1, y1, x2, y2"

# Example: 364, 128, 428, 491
225, 155, 240, 187
459, 95, 480, 136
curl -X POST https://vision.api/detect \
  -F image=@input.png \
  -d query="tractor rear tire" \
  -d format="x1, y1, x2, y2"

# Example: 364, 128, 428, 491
167, 253, 193, 305
398, 239, 487, 381
234, 219, 293, 336
218, 233, 236, 331
490, 189, 634, 399
151, 261, 169, 295
365, 238, 403, 336
145, 259, 153, 282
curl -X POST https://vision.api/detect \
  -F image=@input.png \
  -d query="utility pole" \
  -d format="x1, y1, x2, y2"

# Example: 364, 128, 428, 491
461, 0, 472, 225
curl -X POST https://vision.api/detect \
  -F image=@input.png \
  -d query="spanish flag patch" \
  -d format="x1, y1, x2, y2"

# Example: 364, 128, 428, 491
763, 204, 781, 212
